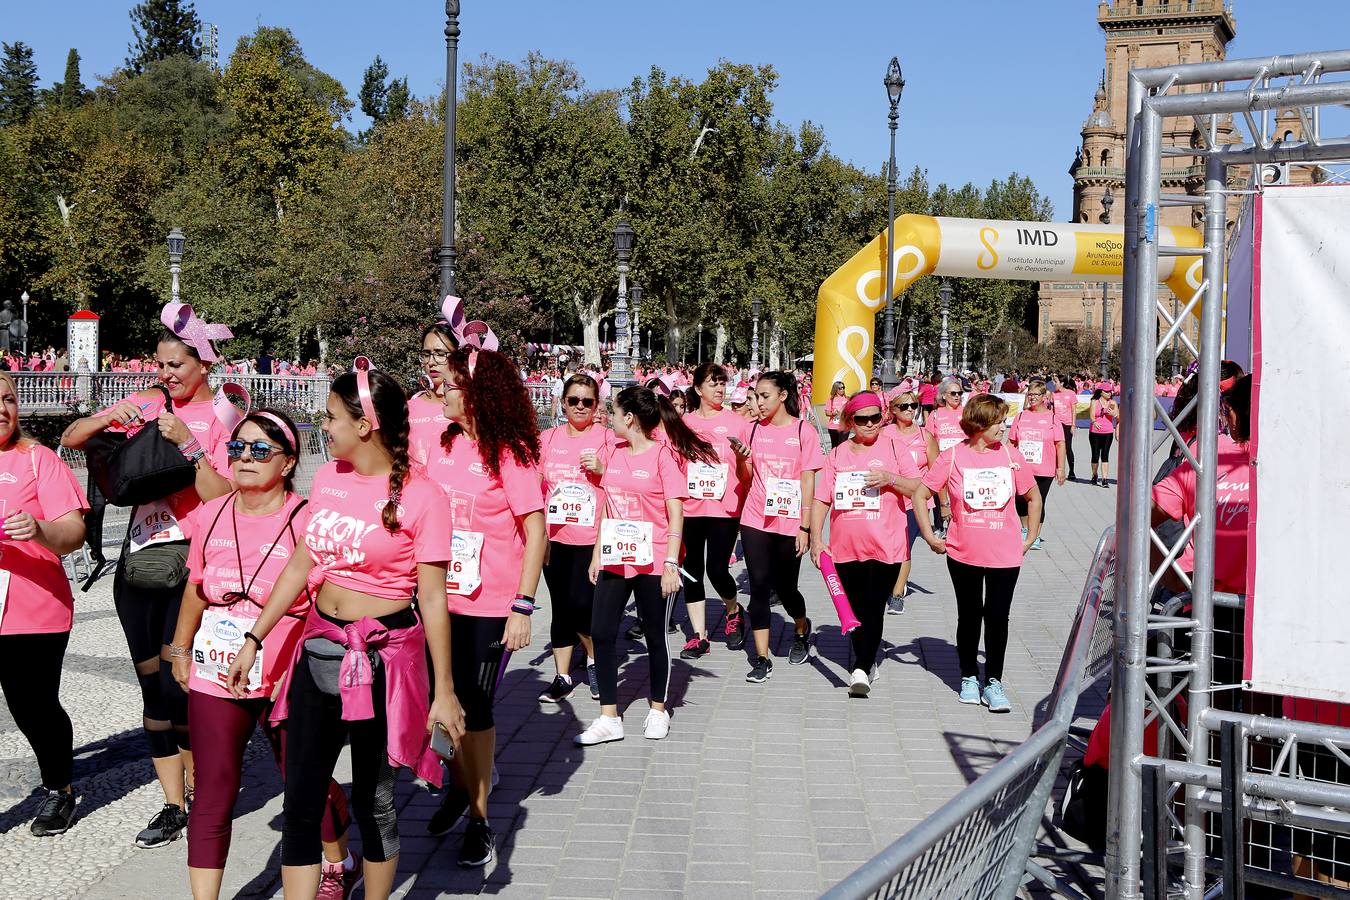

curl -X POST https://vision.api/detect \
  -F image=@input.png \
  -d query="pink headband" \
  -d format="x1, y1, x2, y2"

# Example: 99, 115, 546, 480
353, 356, 379, 431
439, 295, 500, 352
252, 411, 300, 452
161, 303, 232, 363
844, 392, 884, 417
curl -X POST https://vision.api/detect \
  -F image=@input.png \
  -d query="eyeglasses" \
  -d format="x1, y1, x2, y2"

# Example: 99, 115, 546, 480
1027, 392, 1046, 398
564, 396, 596, 409
226, 440, 286, 462
892, 402, 919, 411
853, 413, 884, 426
417, 349, 453, 363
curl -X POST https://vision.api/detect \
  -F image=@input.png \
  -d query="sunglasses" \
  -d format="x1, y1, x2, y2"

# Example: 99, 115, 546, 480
853, 413, 884, 426
226, 440, 286, 462
564, 396, 597, 409
892, 402, 919, 411
417, 349, 453, 363
945, 391, 963, 397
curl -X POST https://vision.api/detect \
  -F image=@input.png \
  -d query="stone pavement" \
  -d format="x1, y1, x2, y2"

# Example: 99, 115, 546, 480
0, 433, 1115, 899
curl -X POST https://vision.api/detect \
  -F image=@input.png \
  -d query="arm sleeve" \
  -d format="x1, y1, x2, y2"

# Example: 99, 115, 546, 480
922, 449, 952, 494
184, 505, 208, 584
813, 454, 835, 504
33, 446, 88, 521
501, 457, 545, 517
800, 424, 825, 472
1007, 415, 1021, 442
1051, 422, 1065, 443
1151, 466, 1191, 521
409, 480, 453, 564
659, 446, 690, 501
1012, 448, 1037, 494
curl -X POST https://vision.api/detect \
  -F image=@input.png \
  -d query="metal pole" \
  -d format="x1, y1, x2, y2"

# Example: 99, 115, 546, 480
881, 123, 899, 388
1100, 189, 1114, 379
1171, 296, 1180, 376
938, 279, 951, 372
697, 321, 703, 364
750, 299, 761, 370
439, 1, 460, 300
904, 320, 913, 375
21, 291, 28, 357
961, 326, 969, 373
610, 222, 634, 388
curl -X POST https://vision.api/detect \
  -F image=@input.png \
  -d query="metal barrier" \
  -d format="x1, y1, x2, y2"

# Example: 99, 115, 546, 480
822, 528, 1116, 900
11, 372, 332, 415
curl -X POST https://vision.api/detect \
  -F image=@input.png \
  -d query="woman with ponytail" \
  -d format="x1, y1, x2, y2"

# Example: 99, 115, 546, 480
422, 348, 546, 868
227, 368, 463, 900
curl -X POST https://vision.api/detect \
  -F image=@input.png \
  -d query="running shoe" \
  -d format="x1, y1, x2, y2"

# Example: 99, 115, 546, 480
575, 715, 625, 746
586, 663, 600, 700
1030, 536, 1043, 551
746, 655, 773, 683
135, 803, 188, 848
1100, 478, 1110, 489
30, 789, 76, 836
427, 783, 471, 836
982, 679, 1012, 713
680, 636, 710, 660
625, 620, 645, 640
724, 609, 746, 651
643, 709, 671, 740
788, 621, 812, 665
317, 852, 364, 900
538, 674, 575, 704
959, 676, 981, 705
886, 593, 906, 615
848, 668, 871, 697
1090, 476, 1099, 485
458, 818, 495, 868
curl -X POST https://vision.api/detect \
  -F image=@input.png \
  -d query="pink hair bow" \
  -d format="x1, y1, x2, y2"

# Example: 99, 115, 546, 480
161, 303, 233, 363
439, 295, 500, 352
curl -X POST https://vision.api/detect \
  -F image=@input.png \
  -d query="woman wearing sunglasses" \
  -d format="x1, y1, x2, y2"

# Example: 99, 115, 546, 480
1007, 379, 1066, 551
537, 374, 611, 704
824, 381, 848, 448
169, 411, 356, 900
885, 391, 940, 613
408, 319, 459, 466
1088, 383, 1119, 487
924, 378, 966, 455
809, 393, 921, 697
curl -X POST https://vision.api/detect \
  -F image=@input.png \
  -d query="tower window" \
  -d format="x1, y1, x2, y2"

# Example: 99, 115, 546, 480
1086, 311, 1094, 328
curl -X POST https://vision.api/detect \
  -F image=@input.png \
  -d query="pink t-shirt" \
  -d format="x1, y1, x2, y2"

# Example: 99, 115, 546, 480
426, 435, 544, 617
304, 461, 452, 600
1151, 433, 1251, 594
1008, 409, 1064, 478
682, 407, 750, 519
924, 406, 965, 453
0, 444, 88, 635
739, 418, 825, 536
540, 424, 612, 546
1052, 389, 1078, 428
917, 383, 938, 406
923, 442, 1036, 569
407, 392, 446, 467
185, 493, 311, 698
824, 396, 845, 429
886, 425, 934, 512
1090, 400, 1118, 434
599, 441, 689, 577
815, 439, 915, 564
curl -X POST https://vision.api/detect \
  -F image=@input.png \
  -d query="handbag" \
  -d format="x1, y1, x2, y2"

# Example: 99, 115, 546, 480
85, 385, 197, 507
1059, 759, 1109, 852
121, 540, 190, 590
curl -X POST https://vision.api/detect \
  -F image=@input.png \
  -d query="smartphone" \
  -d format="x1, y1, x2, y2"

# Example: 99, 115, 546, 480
729, 437, 747, 453
430, 722, 456, 761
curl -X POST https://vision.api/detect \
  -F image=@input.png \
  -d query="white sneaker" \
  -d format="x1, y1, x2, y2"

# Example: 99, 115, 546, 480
849, 668, 871, 697
643, 709, 671, 740
575, 715, 624, 746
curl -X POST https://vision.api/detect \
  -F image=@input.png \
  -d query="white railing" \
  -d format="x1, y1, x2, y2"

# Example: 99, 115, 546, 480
9, 372, 332, 415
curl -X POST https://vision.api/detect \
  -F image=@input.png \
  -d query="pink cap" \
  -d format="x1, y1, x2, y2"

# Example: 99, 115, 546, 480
729, 385, 749, 404
1096, 381, 1113, 392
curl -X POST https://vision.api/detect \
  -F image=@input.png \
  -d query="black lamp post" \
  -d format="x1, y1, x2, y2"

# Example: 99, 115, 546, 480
1099, 187, 1114, 378
630, 282, 643, 362
750, 297, 762, 370
938, 278, 952, 372
167, 227, 186, 304
880, 56, 905, 390
439, 1, 460, 300
611, 221, 635, 387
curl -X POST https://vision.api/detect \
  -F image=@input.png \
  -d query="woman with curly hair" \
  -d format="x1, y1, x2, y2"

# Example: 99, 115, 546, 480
423, 348, 546, 868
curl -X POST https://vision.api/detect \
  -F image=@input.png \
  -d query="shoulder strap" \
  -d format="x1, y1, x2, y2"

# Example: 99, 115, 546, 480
749, 422, 759, 448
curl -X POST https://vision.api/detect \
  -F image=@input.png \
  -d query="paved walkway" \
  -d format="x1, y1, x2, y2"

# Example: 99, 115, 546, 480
0, 434, 1115, 899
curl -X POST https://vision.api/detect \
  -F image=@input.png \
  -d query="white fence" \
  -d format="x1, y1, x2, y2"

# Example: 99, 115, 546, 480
10, 372, 332, 415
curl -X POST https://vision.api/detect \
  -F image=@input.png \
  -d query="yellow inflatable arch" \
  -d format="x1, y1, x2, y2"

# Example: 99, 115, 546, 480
810, 215, 1203, 404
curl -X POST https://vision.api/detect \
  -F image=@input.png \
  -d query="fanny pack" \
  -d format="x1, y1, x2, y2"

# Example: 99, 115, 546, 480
121, 540, 189, 590
303, 606, 417, 695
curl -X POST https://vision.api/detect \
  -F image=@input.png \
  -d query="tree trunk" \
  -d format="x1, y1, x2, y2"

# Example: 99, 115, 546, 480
54, 194, 88, 310
663, 292, 680, 363
572, 290, 602, 366
714, 322, 728, 365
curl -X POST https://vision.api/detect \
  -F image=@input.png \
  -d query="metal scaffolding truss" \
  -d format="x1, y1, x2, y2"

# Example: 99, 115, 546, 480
1109, 49, 1350, 900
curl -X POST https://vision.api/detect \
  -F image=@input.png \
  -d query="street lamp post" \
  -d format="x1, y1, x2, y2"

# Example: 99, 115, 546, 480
629, 283, 643, 364
697, 321, 703, 364
20, 290, 29, 356
880, 57, 906, 390
1099, 187, 1114, 379
439, 1, 460, 299
750, 298, 762, 370
938, 278, 952, 372
602, 319, 609, 349
610, 221, 635, 388
961, 326, 970, 373
167, 227, 185, 305
905, 320, 914, 376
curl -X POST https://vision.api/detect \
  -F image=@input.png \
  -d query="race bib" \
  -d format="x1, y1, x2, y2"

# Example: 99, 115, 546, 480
447, 530, 484, 595
546, 482, 597, 527
962, 466, 1014, 511
193, 609, 263, 692
599, 518, 654, 567
763, 477, 802, 519
939, 437, 962, 452
129, 499, 185, 554
833, 470, 881, 511
0, 567, 9, 624
1020, 441, 1043, 465
687, 462, 730, 500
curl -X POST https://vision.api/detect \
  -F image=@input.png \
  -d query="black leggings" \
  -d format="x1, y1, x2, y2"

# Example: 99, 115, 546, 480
740, 525, 807, 631
591, 571, 674, 707
543, 541, 595, 648
947, 557, 1021, 682
1089, 431, 1114, 464
0, 631, 74, 789
682, 516, 740, 607
449, 613, 508, 732
114, 565, 190, 759
835, 560, 902, 672
1062, 424, 1076, 473
1014, 475, 1054, 523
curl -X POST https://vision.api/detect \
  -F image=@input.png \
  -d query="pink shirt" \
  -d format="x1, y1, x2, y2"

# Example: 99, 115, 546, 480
0, 444, 88, 635
886, 425, 934, 512
304, 462, 452, 600
185, 493, 311, 698
1052, 389, 1078, 428
815, 439, 914, 564
599, 441, 689, 577
406, 392, 446, 467
426, 435, 544, 617
1090, 400, 1118, 434
1008, 409, 1064, 478
540, 424, 612, 546
917, 383, 938, 406
923, 442, 1036, 569
924, 406, 965, 452
739, 418, 825, 536
682, 407, 750, 519
824, 396, 845, 429
1151, 433, 1251, 594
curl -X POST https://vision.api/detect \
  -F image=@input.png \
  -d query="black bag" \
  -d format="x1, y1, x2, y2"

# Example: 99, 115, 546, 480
1060, 759, 1109, 852
85, 385, 197, 507
121, 540, 190, 590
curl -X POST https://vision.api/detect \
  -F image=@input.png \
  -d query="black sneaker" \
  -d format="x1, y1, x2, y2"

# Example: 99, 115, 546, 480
680, 636, 710, 660
135, 803, 187, 848
428, 783, 470, 836
586, 663, 600, 700
788, 621, 812, 665
746, 656, 773, 683
724, 609, 746, 651
538, 675, 575, 704
886, 594, 906, 615
30, 789, 76, 836
625, 620, 645, 640
667, 620, 678, 634
1090, 476, 1099, 485
458, 817, 495, 868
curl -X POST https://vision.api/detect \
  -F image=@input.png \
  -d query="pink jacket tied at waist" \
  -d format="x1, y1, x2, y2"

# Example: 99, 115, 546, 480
271, 609, 442, 786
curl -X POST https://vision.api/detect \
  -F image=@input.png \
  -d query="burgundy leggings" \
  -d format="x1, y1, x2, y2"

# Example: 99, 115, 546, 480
187, 689, 350, 869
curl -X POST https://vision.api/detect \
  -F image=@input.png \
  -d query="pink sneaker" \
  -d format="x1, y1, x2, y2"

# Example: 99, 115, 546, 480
317, 853, 363, 900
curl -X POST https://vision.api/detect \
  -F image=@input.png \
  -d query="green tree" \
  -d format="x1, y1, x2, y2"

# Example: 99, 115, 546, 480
358, 56, 389, 122
112, 55, 229, 166
0, 42, 40, 126
384, 78, 410, 123
126, 0, 202, 74
55, 49, 87, 109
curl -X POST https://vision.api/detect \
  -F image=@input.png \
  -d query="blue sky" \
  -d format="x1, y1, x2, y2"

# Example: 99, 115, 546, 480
7, 1, 1345, 217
